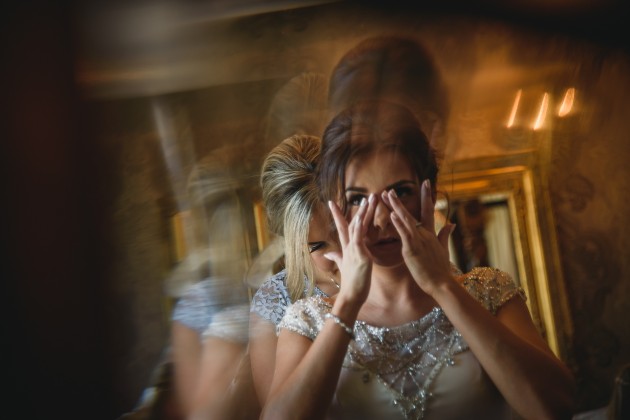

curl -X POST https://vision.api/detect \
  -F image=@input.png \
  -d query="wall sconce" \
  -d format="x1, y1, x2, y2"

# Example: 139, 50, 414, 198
557, 87, 575, 117
506, 87, 576, 130
506, 89, 521, 128
532, 92, 549, 131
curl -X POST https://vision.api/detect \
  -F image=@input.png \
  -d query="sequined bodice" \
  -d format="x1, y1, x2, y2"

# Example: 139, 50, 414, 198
349, 307, 467, 419
278, 267, 525, 420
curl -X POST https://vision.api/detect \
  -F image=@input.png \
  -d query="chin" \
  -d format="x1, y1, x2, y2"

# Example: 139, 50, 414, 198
373, 258, 407, 269
369, 245, 405, 268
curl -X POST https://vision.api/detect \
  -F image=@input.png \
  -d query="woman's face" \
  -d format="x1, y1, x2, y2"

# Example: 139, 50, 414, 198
307, 206, 341, 285
344, 149, 421, 267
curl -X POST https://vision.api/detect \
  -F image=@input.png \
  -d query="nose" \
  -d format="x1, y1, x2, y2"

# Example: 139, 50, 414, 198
372, 195, 392, 231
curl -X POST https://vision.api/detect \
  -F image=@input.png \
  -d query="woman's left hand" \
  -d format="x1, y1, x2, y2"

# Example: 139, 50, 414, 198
382, 180, 455, 296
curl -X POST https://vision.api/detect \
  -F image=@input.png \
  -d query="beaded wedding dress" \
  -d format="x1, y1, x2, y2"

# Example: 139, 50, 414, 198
278, 267, 525, 420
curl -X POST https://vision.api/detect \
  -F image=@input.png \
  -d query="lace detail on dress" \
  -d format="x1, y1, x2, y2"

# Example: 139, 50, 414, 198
277, 267, 523, 420
250, 270, 327, 326
462, 267, 526, 315
171, 280, 218, 334
172, 277, 250, 334
201, 303, 251, 344
250, 271, 291, 325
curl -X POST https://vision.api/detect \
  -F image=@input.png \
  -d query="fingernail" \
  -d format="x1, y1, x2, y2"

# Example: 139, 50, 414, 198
323, 253, 333, 261
389, 189, 398, 198
368, 193, 375, 204
423, 179, 430, 189
360, 197, 367, 206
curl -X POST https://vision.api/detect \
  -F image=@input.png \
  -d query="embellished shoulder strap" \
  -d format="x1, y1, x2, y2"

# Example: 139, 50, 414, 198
277, 295, 330, 340
462, 267, 526, 315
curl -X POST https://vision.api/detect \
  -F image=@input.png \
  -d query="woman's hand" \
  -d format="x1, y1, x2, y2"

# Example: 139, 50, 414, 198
324, 195, 376, 307
382, 180, 455, 296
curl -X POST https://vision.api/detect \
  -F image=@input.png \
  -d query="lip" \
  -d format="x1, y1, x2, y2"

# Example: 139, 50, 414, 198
370, 237, 400, 247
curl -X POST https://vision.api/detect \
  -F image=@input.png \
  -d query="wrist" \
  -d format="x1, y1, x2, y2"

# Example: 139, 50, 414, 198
324, 313, 355, 339
429, 274, 460, 299
331, 294, 362, 324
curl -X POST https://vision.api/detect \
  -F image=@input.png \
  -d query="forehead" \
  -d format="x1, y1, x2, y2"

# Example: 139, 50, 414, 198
345, 149, 416, 188
308, 205, 334, 242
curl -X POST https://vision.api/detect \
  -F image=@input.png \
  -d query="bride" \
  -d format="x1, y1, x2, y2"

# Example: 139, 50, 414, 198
261, 100, 575, 419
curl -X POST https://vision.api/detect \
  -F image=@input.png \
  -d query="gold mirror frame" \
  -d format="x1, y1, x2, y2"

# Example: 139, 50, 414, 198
439, 150, 573, 361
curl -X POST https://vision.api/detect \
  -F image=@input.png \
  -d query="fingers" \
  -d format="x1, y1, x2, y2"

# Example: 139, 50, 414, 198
382, 189, 416, 232
328, 200, 349, 245
323, 251, 342, 267
390, 211, 412, 245
361, 194, 377, 234
420, 180, 436, 235
437, 223, 456, 257
349, 197, 367, 242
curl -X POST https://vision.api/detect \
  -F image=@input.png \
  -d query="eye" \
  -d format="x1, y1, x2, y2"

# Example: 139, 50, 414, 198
347, 193, 366, 206
392, 186, 414, 198
308, 241, 326, 253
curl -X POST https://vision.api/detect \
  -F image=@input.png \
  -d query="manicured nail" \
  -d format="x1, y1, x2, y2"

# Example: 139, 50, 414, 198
423, 179, 430, 189
360, 197, 367, 206
389, 189, 398, 198
368, 193, 375, 204
323, 253, 334, 261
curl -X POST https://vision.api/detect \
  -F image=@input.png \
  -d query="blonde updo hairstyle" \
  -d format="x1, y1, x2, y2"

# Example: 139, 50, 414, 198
260, 134, 324, 302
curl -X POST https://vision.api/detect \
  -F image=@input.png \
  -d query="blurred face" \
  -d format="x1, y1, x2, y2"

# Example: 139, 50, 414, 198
344, 149, 421, 267
307, 206, 340, 284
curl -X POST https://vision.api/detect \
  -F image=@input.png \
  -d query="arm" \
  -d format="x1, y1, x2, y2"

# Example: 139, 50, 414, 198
249, 312, 279, 405
262, 298, 360, 420
188, 303, 258, 419
248, 271, 293, 405
386, 185, 576, 419
188, 336, 249, 419
171, 321, 203, 416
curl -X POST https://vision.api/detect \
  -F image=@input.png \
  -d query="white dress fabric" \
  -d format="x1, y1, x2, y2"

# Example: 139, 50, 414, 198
278, 267, 526, 420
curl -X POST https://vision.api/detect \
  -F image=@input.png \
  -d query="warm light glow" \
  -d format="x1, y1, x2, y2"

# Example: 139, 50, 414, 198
507, 89, 522, 128
557, 87, 575, 117
533, 92, 549, 130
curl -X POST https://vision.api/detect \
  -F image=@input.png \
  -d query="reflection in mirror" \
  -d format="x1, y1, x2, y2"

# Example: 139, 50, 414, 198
437, 151, 572, 361
437, 193, 520, 285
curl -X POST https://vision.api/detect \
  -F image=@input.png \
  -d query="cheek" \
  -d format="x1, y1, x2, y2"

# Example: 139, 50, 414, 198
346, 207, 357, 221
310, 253, 336, 273
402, 196, 422, 217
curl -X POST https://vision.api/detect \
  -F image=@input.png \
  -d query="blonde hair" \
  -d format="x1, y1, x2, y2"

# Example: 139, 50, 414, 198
260, 134, 322, 302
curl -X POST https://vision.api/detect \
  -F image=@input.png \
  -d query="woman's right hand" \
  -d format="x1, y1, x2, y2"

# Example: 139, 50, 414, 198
383, 181, 455, 297
324, 195, 376, 308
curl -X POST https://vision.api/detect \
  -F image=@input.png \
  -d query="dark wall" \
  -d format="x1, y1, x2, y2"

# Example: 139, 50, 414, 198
1, 2, 115, 418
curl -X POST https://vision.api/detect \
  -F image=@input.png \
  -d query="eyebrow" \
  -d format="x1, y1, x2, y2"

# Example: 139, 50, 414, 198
345, 179, 417, 194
